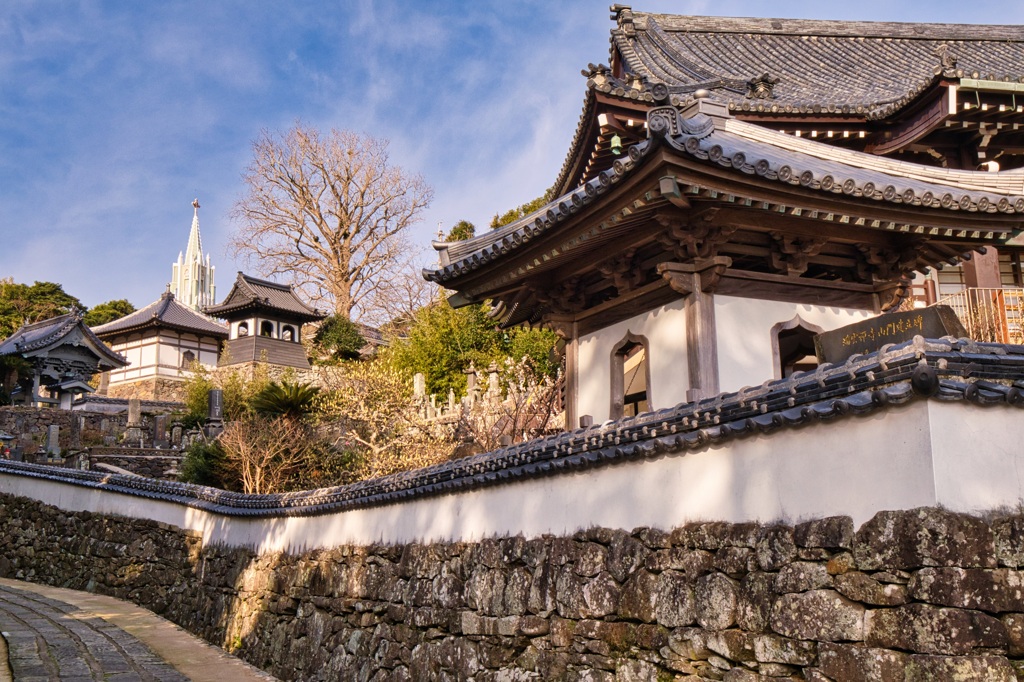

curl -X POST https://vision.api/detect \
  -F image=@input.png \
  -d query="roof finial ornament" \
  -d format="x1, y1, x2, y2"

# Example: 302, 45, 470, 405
192, 197, 200, 213
935, 43, 958, 77
746, 72, 781, 99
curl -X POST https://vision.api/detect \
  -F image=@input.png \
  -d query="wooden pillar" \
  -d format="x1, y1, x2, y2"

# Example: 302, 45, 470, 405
658, 257, 731, 402
963, 248, 1002, 289
546, 318, 579, 430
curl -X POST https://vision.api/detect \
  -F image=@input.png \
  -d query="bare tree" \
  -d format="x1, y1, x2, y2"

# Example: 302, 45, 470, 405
230, 124, 433, 319
218, 416, 310, 494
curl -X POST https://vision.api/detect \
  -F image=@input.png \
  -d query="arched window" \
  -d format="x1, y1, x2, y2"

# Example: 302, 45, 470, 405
771, 315, 824, 379
260, 320, 275, 337
281, 325, 295, 342
181, 350, 196, 368
611, 332, 651, 419
237, 322, 249, 337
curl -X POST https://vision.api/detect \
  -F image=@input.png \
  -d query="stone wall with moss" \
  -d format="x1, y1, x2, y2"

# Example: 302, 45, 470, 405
3, 492, 1024, 680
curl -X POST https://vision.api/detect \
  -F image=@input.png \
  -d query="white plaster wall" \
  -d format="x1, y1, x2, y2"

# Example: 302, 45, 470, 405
7, 400, 1020, 553
715, 296, 874, 393
577, 299, 690, 423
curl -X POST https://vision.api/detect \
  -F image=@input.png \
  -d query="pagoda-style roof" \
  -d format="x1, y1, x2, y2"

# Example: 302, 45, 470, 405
204, 272, 325, 323
0, 311, 126, 369
610, 11, 1024, 118
556, 9, 1024, 193
427, 100, 1024, 331
92, 291, 228, 339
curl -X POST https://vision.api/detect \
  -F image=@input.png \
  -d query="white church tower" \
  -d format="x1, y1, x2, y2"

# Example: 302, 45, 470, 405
170, 198, 216, 312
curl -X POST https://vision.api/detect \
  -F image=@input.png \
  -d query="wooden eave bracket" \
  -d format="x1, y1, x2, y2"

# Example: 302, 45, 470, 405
657, 257, 733, 295
659, 176, 691, 209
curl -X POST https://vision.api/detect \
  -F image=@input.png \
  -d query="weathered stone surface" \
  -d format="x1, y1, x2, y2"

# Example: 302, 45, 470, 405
795, 516, 854, 550
736, 572, 776, 634
774, 561, 830, 594
613, 659, 659, 682
653, 570, 695, 627
752, 634, 816, 665
909, 567, 1024, 613
705, 629, 755, 662
865, 603, 1006, 655
854, 508, 996, 571
645, 548, 714, 576
834, 571, 908, 606
4, 492, 1024, 682
902, 654, 1016, 682
817, 642, 910, 682
696, 572, 739, 630
607, 532, 646, 583
992, 515, 1024, 568
715, 546, 754, 576
618, 570, 658, 622
581, 572, 620, 619
1004, 613, 1024, 657
770, 590, 865, 642
755, 526, 796, 571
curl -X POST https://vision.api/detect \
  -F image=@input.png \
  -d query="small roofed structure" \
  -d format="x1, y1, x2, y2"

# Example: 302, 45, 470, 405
204, 272, 325, 369
91, 289, 228, 401
0, 311, 127, 409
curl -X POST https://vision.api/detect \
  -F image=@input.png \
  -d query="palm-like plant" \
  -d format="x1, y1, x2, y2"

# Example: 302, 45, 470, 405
251, 380, 320, 421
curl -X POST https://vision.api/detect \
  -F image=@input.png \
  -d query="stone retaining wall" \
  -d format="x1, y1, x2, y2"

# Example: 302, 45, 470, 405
0, 406, 141, 454
88, 450, 183, 480
3, 493, 1024, 680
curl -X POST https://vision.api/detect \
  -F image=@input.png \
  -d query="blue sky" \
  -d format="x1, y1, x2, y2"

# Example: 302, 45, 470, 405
2, 1, 1023, 310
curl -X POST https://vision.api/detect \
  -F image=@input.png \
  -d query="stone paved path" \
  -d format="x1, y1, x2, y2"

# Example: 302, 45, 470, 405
0, 580, 276, 681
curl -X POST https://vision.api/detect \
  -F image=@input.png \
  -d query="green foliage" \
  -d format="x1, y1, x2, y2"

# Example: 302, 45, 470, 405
180, 362, 271, 423
83, 299, 135, 327
178, 440, 235, 490
384, 302, 559, 398
312, 314, 366, 363
0, 278, 84, 338
490, 194, 550, 229
251, 381, 320, 420
446, 220, 476, 242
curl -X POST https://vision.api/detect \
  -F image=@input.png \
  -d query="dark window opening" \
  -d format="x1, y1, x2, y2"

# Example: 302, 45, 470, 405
181, 350, 196, 368
611, 333, 651, 419
260, 321, 275, 337
771, 316, 824, 379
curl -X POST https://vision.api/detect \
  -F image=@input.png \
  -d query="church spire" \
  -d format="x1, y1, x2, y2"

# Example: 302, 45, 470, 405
170, 198, 216, 312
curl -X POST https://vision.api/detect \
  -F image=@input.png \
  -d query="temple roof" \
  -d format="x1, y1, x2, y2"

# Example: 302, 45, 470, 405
606, 10, 1024, 118
426, 100, 1024, 329
204, 272, 325, 322
91, 290, 228, 339
0, 311, 127, 369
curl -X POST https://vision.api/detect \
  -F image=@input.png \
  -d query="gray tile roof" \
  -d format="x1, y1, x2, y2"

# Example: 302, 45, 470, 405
426, 104, 1024, 287
204, 273, 325, 322
0, 311, 127, 367
1, 336, 1022, 515
608, 10, 1024, 119
91, 291, 228, 339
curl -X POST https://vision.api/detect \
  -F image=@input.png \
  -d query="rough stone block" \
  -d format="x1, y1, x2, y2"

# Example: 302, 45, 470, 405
770, 590, 865, 642
774, 561, 831, 594
853, 509, 996, 571
618, 570, 658, 622
645, 548, 714, 577
736, 572, 776, 633
1002, 613, 1024, 656
795, 516, 854, 550
696, 572, 739, 630
705, 629, 755, 662
909, 567, 1024, 613
864, 603, 1006, 655
834, 571, 908, 606
752, 634, 817, 665
756, 526, 796, 571
607, 532, 647, 583
581, 571, 620, 619
992, 516, 1024, 568
902, 654, 1016, 682
574, 542, 609, 577
654, 569, 695, 627
817, 642, 910, 682
715, 546, 755, 576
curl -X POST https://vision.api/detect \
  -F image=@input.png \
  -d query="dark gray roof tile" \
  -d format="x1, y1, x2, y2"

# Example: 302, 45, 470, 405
91, 291, 228, 339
